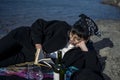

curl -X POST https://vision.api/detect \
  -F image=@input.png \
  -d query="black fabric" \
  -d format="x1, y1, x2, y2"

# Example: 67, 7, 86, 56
62, 42, 104, 80
0, 27, 36, 67
73, 14, 101, 37
0, 52, 25, 67
11, 27, 36, 62
31, 19, 71, 53
71, 69, 104, 80
0, 29, 25, 67
0, 19, 71, 67
0, 75, 29, 80
0, 30, 22, 61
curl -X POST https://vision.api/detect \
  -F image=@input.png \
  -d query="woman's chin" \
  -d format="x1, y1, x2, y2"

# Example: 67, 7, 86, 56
70, 43, 76, 46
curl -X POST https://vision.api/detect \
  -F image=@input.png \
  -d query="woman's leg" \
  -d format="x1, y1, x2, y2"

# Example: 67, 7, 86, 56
0, 27, 36, 67
0, 29, 23, 60
12, 27, 36, 62
0, 52, 25, 67
0, 28, 24, 67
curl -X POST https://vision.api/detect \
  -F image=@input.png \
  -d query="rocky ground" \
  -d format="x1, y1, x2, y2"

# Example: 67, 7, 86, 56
0, 19, 120, 80
92, 20, 120, 80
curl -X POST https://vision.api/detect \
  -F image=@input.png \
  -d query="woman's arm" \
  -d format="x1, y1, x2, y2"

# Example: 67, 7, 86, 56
31, 19, 47, 49
31, 19, 47, 64
76, 40, 88, 52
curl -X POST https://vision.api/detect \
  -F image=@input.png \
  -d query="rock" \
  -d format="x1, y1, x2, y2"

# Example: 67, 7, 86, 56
102, 0, 120, 7
118, 2, 120, 6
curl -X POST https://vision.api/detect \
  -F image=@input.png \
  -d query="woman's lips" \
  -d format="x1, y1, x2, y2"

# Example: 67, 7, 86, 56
69, 40, 75, 45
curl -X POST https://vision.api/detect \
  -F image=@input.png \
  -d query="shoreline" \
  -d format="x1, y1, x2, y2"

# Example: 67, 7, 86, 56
101, 0, 120, 8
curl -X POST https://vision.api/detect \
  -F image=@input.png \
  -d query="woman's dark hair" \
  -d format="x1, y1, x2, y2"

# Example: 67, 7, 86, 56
71, 26, 90, 40
71, 14, 101, 40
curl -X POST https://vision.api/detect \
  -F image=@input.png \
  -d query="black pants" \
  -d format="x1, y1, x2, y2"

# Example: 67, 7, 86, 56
0, 27, 36, 67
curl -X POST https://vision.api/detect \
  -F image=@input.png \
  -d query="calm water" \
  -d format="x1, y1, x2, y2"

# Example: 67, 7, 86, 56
0, 0, 120, 27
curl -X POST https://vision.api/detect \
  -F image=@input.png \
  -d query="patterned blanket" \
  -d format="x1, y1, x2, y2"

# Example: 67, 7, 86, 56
0, 62, 78, 80
0, 62, 53, 80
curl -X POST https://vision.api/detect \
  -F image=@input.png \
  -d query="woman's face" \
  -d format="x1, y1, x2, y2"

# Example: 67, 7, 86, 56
69, 32, 83, 45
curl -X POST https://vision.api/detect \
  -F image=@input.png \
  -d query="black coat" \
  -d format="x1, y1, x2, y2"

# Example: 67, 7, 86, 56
30, 19, 71, 53
17, 19, 71, 61
0, 19, 71, 62
62, 43, 104, 80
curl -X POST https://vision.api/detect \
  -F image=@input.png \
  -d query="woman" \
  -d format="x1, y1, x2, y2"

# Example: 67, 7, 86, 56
0, 14, 104, 80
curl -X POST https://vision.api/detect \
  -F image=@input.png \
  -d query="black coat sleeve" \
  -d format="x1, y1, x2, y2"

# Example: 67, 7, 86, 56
70, 51, 104, 80
84, 41, 102, 72
70, 45, 104, 80
31, 19, 47, 44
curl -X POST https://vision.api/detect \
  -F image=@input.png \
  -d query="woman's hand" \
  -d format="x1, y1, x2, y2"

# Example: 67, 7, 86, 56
35, 44, 42, 49
34, 44, 42, 64
76, 40, 88, 52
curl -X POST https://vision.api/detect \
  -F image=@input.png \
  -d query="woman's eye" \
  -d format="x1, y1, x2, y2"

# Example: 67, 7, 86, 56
77, 38, 81, 41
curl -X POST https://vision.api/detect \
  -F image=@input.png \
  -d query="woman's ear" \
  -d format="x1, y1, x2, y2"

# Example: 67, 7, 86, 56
67, 30, 70, 36
69, 31, 73, 37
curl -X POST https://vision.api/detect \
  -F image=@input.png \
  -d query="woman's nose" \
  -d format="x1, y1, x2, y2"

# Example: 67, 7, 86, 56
69, 39, 74, 44
70, 38, 74, 42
